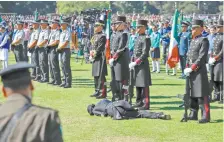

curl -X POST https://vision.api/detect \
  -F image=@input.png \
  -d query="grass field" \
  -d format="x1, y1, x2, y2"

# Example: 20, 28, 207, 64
0, 53, 223, 142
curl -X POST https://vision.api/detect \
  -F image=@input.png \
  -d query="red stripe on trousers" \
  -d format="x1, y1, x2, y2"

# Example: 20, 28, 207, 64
204, 96, 210, 120
101, 81, 106, 97
145, 87, 150, 109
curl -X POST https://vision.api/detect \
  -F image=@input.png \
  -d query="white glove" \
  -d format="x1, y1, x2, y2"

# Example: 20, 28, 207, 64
208, 58, 216, 65
129, 62, 137, 70
89, 56, 94, 62
184, 68, 193, 76
109, 58, 114, 67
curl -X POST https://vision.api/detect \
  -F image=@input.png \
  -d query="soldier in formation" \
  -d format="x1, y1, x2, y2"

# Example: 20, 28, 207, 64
89, 19, 107, 99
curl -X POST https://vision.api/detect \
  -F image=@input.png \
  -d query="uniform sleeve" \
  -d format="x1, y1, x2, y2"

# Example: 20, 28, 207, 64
136, 37, 150, 64
17, 31, 24, 39
55, 31, 60, 41
46, 111, 63, 142
34, 32, 39, 40
113, 33, 128, 60
214, 39, 223, 60
95, 35, 106, 58
64, 31, 70, 41
44, 31, 49, 40
191, 38, 209, 71
0, 35, 9, 47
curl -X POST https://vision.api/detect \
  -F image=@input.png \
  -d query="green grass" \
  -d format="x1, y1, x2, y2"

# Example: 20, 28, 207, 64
0, 53, 223, 142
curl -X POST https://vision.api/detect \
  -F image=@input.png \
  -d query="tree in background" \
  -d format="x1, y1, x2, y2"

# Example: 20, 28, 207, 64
56, 1, 109, 14
0, 1, 56, 15
0, 1, 223, 15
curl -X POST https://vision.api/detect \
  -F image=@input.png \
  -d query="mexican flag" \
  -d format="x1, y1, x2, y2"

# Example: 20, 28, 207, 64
105, 6, 112, 63
167, 9, 180, 68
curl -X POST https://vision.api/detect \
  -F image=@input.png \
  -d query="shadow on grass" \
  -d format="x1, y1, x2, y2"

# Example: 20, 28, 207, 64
152, 83, 183, 86
151, 95, 176, 99
71, 78, 95, 88
151, 101, 183, 105
210, 119, 224, 123
159, 107, 183, 110
72, 69, 90, 71
210, 106, 223, 110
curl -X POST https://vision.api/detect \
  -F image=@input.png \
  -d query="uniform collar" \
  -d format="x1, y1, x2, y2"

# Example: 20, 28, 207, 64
0, 94, 31, 118
96, 31, 102, 34
194, 34, 202, 40
51, 29, 57, 32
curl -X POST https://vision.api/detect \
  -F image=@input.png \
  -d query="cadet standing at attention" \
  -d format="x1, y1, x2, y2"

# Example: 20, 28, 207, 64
129, 20, 151, 110
109, 16, 129, 101
47, 19, 62, 86
178, 21, 191, 79
89, 19, 107, 99
209, 19, 223, 103
37, 19, 49, 83
11, 21, 25, 62
27, 19, 40, 80
0, 62, 63, 142
184, 19, 210, 123
57, 18, 72, 88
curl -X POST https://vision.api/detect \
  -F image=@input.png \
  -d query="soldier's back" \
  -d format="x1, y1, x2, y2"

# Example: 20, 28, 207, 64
0, 95, 63, 142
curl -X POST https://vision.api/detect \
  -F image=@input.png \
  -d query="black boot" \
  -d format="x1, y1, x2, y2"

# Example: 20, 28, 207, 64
90, 91, 100, 97
211, 82, 220, 102
198, 104, 210, 124
188, 109, 198, 120
138, 87, 150, 110
96, 81, 107, 99
133, 101, 143, 108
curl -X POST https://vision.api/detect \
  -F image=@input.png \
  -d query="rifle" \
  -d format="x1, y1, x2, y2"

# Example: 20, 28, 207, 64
110, 65, 116, 101
128, 55, 135, 104
180, 76, 191, 122
209, 64, 214, 101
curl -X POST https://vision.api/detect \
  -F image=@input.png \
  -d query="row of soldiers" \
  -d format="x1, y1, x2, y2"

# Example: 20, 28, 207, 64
0, 18, 73, 88
89, 15, 223, 123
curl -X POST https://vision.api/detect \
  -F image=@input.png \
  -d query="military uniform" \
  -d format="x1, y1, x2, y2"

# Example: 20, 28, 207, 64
0, 24, 10, 69
130, 20, 151, 110
58, 19, 72, 88
37, 20, 49, 82
178, 21, 191, 78
87, 99, 171, 120
0, 62, 63, 142
12, 21, 25, 62
209, 20, 223, 103
109, 16, 129, 101
159, 21, 171, 65
185, 20, 210, 123
28, 20, 40, 80
90, 21, 107, 98
48, 19, 61, 85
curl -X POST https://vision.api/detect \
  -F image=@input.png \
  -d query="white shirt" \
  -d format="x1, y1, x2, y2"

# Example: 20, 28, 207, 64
37, 29, 49, 47
12, 30, 24, 45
